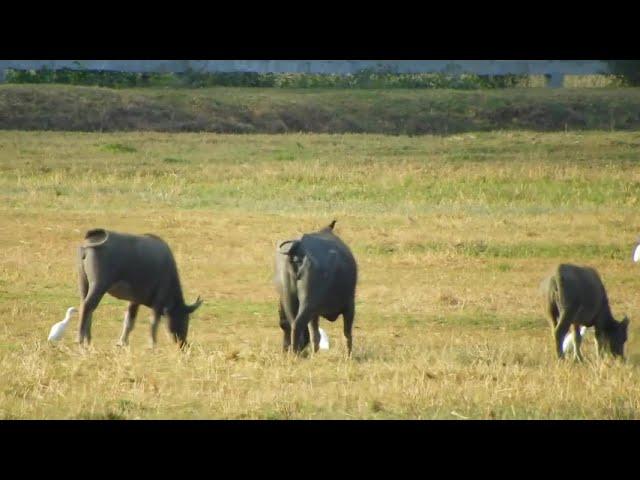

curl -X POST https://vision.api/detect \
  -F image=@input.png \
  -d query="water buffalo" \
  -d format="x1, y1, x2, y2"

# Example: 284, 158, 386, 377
274, 220, 358, 355
541, 263, 629, 361
76, 228, 202, 348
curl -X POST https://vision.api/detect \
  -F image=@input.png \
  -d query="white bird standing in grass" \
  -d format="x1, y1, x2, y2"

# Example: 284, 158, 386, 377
633, 240, 640, 263
562, 326, 589, 355
318, 328, 330, 350
48, 307, 78, 342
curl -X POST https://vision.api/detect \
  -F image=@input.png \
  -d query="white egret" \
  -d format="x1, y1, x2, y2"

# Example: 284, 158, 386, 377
562, 326, 589, 354
48, 307, 78, 342
319, 327, 330, 350
633, 242, 640, 263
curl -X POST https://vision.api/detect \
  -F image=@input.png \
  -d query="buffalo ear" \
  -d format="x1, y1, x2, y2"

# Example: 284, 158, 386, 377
278, 240, 300, 256
186, 296, 203, 314
622, 316, 630, 327
321, 220, 336, 232
84, 228, 109, 247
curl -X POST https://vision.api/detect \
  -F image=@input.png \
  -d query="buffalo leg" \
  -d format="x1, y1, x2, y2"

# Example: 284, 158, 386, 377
292, 308, 313, 354
595, 331, 606, 359
279, 303, 292, 353
311, 316, 321, 353
150, 308, 162, 347
572, 324, 584, 362
78, 257, 89, 302
554, 307, 575, 359
343, 300, 355, 356
77, 284, 107, 345
546, 297, 559, 329
117, 303, 139, 346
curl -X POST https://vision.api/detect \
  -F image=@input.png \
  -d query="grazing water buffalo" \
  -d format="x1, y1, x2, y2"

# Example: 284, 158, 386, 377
274, 220, 358, 355
541, 263, 629, 361
76, 229, 202, 348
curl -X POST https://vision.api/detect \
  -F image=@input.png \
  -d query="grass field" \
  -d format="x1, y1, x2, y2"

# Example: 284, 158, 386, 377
2, 129, 640, 419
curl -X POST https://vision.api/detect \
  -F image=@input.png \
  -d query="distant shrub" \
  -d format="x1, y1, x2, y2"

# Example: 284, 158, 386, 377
2, 67, 628, 90
5, 67, 153, 88
605, 61, 640, 86
4, 67, 547, 90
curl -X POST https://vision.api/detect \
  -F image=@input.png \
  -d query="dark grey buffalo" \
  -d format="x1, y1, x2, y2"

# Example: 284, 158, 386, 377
541, 263, 629, 360
274, 220, 358, 355
76, 229, 202, 348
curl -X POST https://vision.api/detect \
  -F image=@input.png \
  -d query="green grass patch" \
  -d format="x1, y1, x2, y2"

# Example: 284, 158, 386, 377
101, 143, 137, 153
163, 157, 188, 164
363, 241, 626, 260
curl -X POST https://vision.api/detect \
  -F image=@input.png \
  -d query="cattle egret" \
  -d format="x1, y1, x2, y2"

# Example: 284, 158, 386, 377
48, 307, 78, 342
562, 326, 589, 354
633, 242, 640, 263
319, 328, 330, 350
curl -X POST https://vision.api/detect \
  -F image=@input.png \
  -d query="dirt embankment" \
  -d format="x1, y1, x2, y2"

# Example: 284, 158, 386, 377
2, 84, 640, 134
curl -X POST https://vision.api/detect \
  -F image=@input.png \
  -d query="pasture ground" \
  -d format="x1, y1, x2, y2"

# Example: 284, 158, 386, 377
1, 130, 640, 419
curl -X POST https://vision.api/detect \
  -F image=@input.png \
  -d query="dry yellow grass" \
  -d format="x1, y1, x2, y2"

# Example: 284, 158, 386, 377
1, 130, 640, 419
